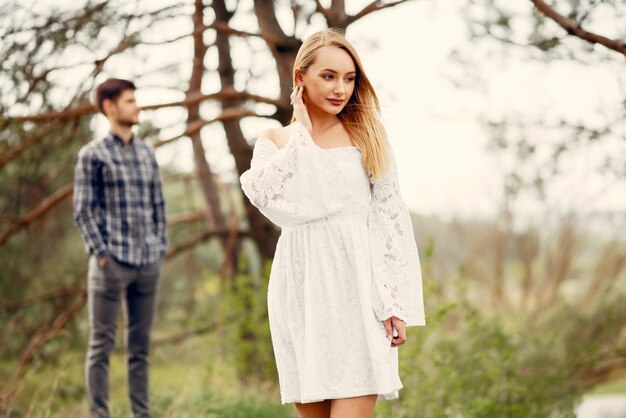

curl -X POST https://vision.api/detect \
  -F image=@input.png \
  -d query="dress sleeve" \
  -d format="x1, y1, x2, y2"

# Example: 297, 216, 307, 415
368, 143, 426, 327
240, 122, 352, 228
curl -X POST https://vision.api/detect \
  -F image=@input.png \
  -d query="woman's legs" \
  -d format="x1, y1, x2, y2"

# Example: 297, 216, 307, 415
294, 394, 377, 418
330, 394, 377, 418
295, 400, 331, 418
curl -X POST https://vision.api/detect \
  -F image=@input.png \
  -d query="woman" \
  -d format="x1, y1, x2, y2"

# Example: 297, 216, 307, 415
239, 28, 425, 418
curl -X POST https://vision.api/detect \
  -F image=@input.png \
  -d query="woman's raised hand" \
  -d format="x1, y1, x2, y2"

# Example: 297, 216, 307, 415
290, 84, 313, 133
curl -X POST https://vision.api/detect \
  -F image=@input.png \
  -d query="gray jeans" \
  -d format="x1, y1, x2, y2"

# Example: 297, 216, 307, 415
85, 254, 162, 418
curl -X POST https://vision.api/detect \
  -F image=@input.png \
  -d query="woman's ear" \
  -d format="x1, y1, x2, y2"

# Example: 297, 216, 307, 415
295, 68, 304, 85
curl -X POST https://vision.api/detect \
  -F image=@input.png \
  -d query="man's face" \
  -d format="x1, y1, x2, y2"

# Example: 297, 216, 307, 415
105, 89, 139, 126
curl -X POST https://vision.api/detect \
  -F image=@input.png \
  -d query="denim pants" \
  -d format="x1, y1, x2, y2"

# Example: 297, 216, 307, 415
85, 254, 162, 418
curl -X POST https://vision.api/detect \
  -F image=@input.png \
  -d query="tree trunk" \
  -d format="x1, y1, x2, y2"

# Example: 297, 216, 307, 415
186, 0, 235, 277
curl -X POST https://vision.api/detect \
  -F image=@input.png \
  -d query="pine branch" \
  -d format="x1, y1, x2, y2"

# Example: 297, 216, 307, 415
0, 291, 87, 406
0, 122, 57, 170
0, 183, 74, 246
168, 211, 204, 226
577, 351, 626, 388
1, 287, 84, 313
8, 88, 279, 123
151, 315, 239, 346
166, 228, 251, 260
348, 0, 413, 25
204, 21, 266, 40
153, 108, 262, 147
0, 108, 264, 248
530, 0, 626, 56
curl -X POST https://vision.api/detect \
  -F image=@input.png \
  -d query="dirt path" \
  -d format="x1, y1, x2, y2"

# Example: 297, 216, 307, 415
576, 395, 626, 418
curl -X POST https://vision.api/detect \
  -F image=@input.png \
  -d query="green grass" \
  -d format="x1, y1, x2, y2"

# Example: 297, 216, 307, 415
0, 326, 626, 418
589, 377, 626, 396
5, 334, 293, 418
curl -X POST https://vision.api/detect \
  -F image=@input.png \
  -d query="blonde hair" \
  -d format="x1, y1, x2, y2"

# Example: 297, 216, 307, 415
291, 28, 390, 179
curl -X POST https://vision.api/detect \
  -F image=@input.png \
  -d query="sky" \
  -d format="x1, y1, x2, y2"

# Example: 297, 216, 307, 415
341, 0, 625, 220
62, 0, 624, 221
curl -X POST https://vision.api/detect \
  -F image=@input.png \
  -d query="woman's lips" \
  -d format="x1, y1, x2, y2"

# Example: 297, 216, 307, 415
327, 98, 344, 106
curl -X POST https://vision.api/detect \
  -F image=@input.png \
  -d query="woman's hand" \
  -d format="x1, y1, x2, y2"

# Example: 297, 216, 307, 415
290, 84, 313, 133
383, 316, 407, 347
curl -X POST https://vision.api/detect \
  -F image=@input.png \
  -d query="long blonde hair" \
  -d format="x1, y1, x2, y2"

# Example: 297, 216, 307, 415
291, 28, 390, 179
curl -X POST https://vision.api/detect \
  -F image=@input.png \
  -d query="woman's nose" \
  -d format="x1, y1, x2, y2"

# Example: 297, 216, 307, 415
334, 81, 345, 95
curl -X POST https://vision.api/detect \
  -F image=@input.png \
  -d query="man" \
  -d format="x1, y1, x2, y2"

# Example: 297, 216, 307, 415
73, 78, 167, 418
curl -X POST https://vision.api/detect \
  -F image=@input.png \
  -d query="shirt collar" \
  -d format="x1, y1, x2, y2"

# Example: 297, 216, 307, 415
108, 132, 135, 147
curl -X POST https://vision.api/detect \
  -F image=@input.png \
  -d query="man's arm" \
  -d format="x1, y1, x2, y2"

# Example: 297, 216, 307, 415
73, 148, 108, 262
150, 149, 167, 252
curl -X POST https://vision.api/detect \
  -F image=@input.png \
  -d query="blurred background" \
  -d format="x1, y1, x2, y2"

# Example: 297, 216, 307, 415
0, 0, 625, 417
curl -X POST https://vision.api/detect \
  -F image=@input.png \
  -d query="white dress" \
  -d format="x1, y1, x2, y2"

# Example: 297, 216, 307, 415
239, 121, 425, 404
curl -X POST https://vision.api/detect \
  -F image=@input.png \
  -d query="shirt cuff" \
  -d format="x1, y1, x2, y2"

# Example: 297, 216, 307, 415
94, 248, 108, 260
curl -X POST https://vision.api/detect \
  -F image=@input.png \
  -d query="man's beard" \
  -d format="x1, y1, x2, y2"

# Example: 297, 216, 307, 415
116, 116, 137, 127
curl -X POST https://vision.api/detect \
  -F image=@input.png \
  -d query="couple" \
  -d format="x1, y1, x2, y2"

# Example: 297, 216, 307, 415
74, 29, 425, 418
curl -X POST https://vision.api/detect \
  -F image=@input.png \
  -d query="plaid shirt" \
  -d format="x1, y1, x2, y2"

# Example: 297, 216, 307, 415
73, 132, 167, 267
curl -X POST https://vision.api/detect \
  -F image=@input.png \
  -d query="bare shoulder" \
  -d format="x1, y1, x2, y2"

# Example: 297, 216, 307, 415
260, 125, 291, 149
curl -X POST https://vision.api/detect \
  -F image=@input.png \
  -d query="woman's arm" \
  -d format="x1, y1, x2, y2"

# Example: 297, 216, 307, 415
240, 122, 351, 228
368, 143, 426, 327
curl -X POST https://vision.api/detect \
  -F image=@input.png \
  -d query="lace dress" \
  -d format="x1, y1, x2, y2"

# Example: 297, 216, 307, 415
239, 121, 425, 404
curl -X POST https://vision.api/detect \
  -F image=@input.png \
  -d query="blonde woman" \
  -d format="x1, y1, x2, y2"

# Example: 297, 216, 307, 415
240, 28, 425, 418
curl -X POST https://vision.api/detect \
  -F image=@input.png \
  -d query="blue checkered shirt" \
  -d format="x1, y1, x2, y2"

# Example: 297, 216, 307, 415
73, 132, 167, 267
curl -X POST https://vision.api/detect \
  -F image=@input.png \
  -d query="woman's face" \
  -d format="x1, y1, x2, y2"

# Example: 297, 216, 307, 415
299, 46, 357, 116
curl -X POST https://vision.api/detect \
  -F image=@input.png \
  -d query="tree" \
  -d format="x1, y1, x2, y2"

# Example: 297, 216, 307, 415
0, 0, 416, 407
448, 0, 626, 389
458, 0, 625, 194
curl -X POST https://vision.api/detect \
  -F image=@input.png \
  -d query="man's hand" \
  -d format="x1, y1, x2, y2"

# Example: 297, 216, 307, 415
98, 256, 108, 268
383, 316, 407, 347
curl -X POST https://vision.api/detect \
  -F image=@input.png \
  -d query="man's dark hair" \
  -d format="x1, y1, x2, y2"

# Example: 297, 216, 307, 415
94, 78, 136, 115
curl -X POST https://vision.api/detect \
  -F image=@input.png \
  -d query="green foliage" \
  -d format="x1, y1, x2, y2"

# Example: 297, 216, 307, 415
112, 390, 291, 418
540, 293, 626, 382
1, 2, 625, 417
5, 261, 625, 417
221, 256, 277, 383
3, 334, 290, 418
375, 298, 588, 418
0, 117, 93, 358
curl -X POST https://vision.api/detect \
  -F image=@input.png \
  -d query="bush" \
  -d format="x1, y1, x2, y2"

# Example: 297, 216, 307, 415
376, 298, 585, 418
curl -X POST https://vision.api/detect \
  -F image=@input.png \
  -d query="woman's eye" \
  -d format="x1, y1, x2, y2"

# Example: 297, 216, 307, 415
346, 77, 355, 82
323, 74, 333, 79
